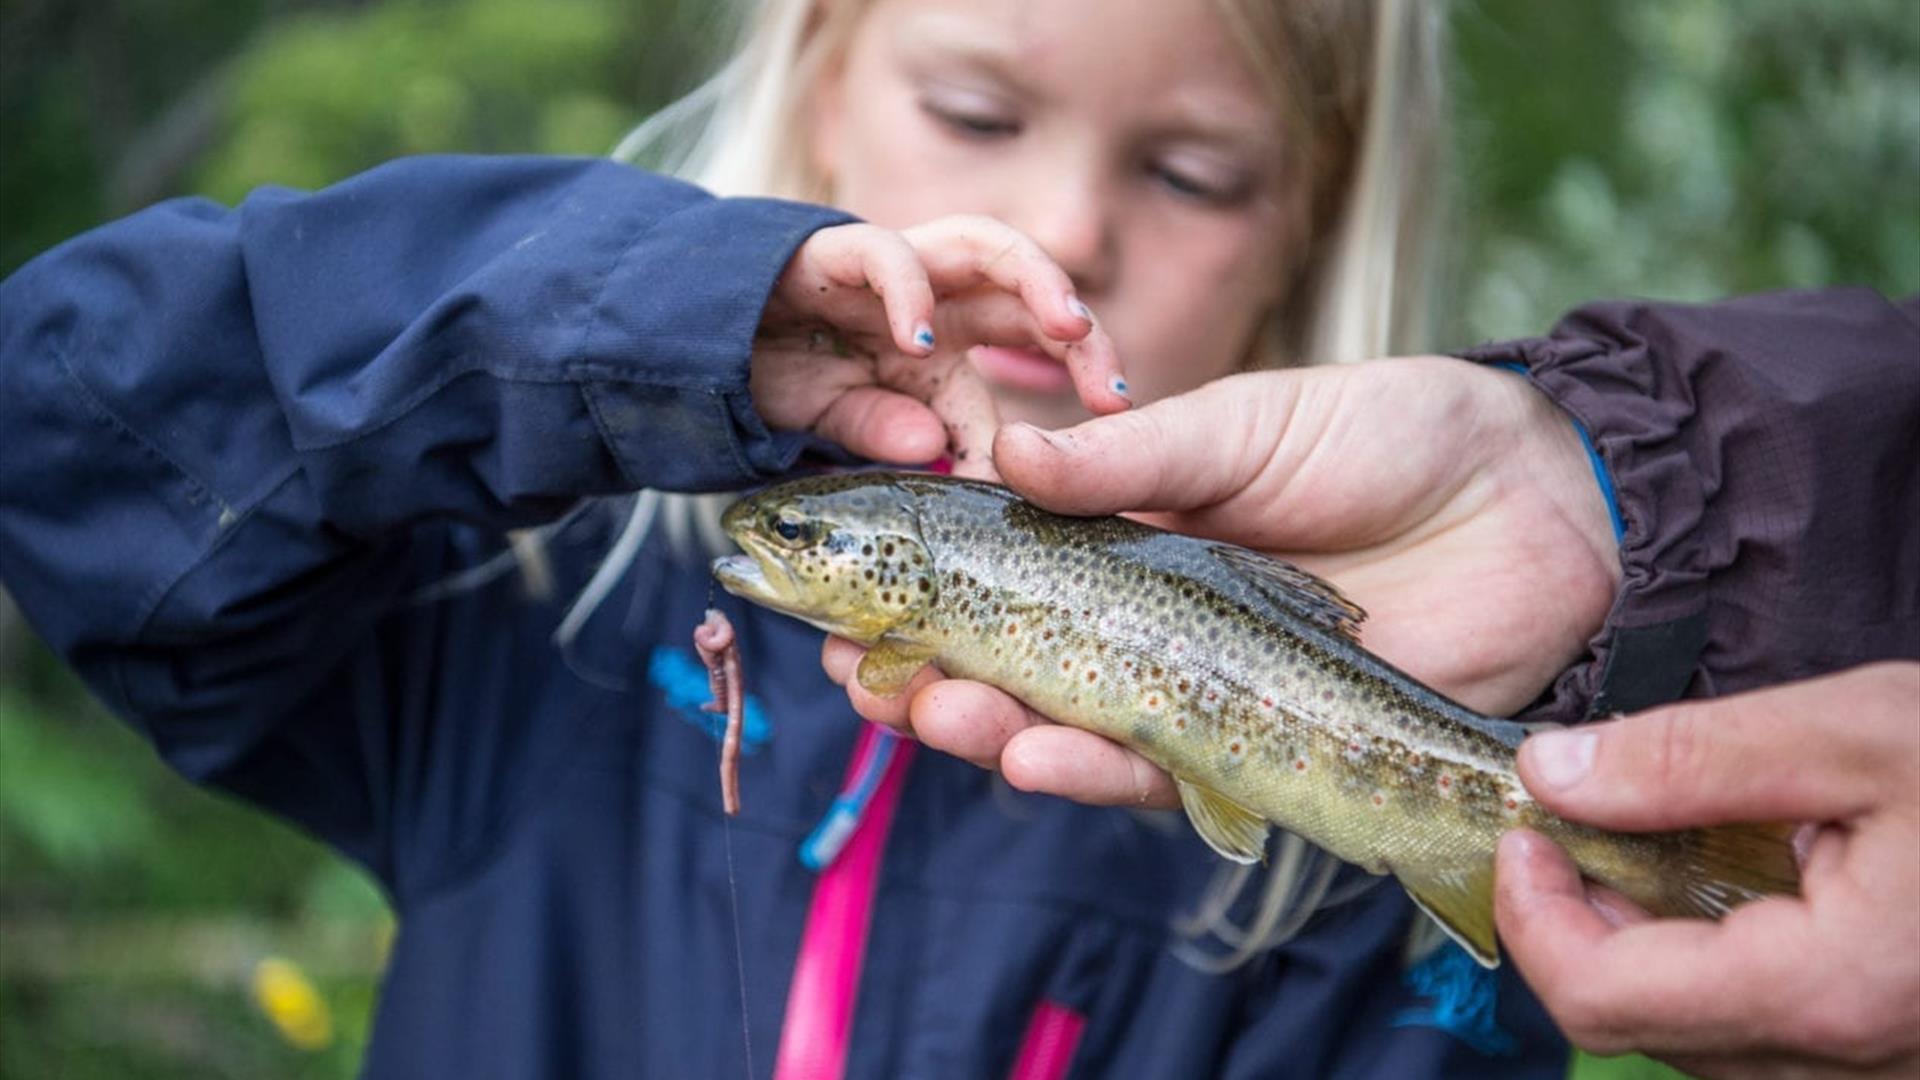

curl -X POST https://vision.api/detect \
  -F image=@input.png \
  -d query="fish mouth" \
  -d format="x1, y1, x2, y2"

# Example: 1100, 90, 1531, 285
711, 545, 817, 624
710, 553, 765, 596
711, 552, 785, 608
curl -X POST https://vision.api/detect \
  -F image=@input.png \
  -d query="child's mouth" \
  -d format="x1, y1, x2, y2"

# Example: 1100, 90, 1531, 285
968, 345, 1075, 395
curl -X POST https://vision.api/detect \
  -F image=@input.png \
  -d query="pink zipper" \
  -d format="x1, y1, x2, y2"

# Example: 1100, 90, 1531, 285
1008, 1000, 1087, 1080
772, 724, 916, 1080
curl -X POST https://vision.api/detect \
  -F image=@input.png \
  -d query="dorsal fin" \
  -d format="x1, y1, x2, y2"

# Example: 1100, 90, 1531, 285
1208, 544, 1366, 641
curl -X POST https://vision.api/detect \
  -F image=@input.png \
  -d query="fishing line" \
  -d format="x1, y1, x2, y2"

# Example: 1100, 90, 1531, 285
721, 807, 755, 1079
710, 581, 755, 1078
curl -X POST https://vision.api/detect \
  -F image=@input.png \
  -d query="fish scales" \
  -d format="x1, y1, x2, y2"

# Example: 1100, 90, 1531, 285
894, 476, 1532, 880
712, 472, 1799, 966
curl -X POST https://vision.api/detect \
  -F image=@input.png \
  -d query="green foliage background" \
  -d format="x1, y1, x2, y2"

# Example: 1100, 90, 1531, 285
1, 1, 1915, 1076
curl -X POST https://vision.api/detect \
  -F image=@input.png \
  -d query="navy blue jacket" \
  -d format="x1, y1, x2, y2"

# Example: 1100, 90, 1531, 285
1, 154, 1602, 1078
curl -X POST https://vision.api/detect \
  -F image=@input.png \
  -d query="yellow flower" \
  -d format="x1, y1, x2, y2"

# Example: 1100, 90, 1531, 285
252, 956, 334, 1051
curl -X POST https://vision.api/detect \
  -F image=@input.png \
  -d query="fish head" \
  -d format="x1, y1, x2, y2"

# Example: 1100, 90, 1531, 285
712, 475, 936, 643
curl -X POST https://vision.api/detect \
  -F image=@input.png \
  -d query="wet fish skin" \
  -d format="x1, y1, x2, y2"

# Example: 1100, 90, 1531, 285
712, 472, 1799, 966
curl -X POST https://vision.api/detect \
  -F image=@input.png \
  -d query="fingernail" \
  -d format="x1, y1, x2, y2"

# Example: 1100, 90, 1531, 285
1527, 730, 1596, 792
913, 323, 936, 351
1067, 296, 1094, 324
1584, 886, 1633, 929
1108, 375, 1130, 400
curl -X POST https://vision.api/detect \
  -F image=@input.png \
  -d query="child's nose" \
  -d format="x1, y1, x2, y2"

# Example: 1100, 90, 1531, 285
1010, 172, 1117, 297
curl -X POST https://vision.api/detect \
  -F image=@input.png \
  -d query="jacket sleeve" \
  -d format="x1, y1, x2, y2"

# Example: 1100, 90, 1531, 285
0, 154, 851, 890
1460, 287, 1920, 722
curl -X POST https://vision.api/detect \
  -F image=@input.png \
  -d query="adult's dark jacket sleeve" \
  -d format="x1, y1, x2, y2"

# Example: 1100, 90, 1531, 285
0, 155, 851, 893
1462, 288, 1920, 723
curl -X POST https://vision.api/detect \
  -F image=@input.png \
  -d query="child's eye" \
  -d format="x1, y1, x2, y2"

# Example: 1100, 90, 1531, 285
920, 97, 1021, 140
1150, 163, 1250, 207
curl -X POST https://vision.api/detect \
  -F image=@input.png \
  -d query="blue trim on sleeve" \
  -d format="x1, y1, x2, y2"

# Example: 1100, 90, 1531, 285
1489, 361, 1625, 543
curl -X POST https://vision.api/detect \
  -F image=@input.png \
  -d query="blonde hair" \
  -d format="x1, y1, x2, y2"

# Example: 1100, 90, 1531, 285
577, 0, 1450, 968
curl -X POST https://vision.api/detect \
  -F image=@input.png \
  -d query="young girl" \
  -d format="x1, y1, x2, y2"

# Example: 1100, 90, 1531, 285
0, 0, 1568, 1076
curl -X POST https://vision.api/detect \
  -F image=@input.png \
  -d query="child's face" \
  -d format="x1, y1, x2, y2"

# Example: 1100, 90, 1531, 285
813, 0, 1304, 430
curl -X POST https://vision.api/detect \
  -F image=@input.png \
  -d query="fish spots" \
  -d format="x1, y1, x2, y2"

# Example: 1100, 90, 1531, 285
1370, 791, 1387, 809
1006, 622, 1018, 635
1293, 756, 1309, 772
1259, 696, 1275, 712
1229, 740, 1243, 756
1085, 669, 1098, 683
1437, 773, 1454, 796
1174, 716, 1187, 731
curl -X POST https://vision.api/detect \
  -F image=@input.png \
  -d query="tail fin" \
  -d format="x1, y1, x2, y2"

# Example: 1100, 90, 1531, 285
1649, 822, 1801, 919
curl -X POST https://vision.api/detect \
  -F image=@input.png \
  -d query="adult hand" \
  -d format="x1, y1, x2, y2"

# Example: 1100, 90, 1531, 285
1495, 662, 1920, 1078
822, 359, 1621, 806
752, 216, 1128, 479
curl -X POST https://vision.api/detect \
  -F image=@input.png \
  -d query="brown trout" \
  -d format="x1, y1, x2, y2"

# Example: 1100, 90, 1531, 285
710, 472, 1798, 966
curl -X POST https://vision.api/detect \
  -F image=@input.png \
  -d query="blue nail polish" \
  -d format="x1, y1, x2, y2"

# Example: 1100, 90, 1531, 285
914, 325, 936, 350
1068, 297, 1094, 323
1109, 376, 1129, 398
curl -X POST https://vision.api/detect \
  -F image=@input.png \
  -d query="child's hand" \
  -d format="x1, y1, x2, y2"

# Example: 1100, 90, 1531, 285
752, 216, 1129, 479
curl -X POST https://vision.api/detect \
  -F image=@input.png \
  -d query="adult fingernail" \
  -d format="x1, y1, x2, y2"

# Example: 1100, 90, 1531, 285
1067, 296, 1094, 324
1527, 730, 1596, 792
913, 323, 936, 351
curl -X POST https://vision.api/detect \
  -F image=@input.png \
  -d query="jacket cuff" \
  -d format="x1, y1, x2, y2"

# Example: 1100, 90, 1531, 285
1457, 336, 1708, 724
581, 193, 856, 492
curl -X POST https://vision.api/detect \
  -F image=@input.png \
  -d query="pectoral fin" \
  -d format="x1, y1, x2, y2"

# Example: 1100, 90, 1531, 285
1399, 860, 1501, 968
1176, 778, 1270, 865
854, 640, 938, 698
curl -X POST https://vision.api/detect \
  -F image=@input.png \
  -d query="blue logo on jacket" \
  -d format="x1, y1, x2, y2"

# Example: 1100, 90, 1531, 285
1395, 943, 1517, 1056
647, 646, 772, 751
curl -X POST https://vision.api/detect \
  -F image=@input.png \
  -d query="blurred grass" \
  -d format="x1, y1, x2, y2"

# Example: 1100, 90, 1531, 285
1, 0, 1915, 1076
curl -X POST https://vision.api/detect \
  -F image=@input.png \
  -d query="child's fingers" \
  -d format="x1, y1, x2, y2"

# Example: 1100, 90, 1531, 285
873, 351, 1002, 477
808, 385, 948, 464
791, 224, 938, 355
1058, 321, 1129, 416
930, 291, 1131, 416
903, 216, 1094, 341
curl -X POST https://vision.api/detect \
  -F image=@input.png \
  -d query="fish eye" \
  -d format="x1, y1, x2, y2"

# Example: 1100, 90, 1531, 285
769, 507, 812, 545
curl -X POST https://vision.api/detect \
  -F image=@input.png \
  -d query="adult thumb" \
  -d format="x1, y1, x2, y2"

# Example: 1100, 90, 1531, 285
994, 374, 1283, 516
1515, 665, 1915, 830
